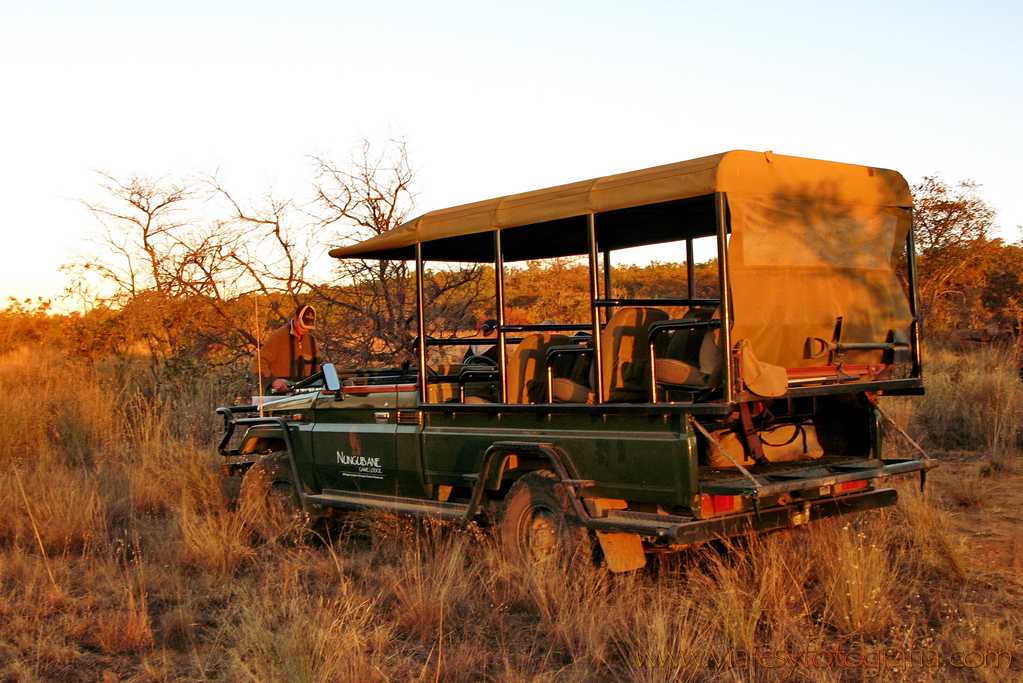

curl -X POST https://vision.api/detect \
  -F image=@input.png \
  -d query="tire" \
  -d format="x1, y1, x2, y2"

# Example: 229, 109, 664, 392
239, 454, 301, 515
498, 470, 592, 567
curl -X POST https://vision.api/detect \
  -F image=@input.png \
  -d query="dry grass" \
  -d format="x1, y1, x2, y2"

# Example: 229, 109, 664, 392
903, 343, 1023, 454
0, 345, 1021, 681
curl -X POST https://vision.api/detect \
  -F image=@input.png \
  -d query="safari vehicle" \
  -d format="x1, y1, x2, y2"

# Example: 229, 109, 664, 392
218, 150, 935, 572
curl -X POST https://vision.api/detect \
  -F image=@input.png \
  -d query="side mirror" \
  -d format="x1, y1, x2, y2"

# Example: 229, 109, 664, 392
322, 363, 341, 392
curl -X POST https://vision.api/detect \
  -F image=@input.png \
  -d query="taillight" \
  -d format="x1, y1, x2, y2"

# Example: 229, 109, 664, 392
835, 479, 868, 493
700, 494, 743, 516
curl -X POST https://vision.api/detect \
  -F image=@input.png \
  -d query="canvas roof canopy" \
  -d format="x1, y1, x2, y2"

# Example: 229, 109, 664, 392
329, 150, 916, 379
328, 150, 913, 263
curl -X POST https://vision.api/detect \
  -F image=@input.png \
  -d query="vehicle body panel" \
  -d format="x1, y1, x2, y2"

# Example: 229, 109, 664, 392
419, 410, 695, 505
310, 390, 399, 494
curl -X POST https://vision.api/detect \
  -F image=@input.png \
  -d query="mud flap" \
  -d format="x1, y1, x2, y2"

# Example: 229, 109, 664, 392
595, 531, 647, 573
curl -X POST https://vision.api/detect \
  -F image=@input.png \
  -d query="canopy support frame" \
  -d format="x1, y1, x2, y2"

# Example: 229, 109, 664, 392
905, 210, 923, 378
588, 214, 606, 403
415, 243, 429, 403
715, 193, 735, 405
494, 230, 509, 403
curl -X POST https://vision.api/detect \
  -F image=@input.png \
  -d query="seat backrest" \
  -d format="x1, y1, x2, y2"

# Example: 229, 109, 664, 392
507, 332, 573, 403
662, 307, 717, 364
426, 381, 457, 403
698, 308, 724, 386
600, 307, 669, 402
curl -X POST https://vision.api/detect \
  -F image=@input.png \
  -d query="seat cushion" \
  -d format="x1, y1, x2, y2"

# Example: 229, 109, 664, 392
655, 358, 708, 387
551, 378, 594, 403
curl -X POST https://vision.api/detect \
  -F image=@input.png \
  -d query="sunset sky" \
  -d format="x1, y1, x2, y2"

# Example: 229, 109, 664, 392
1, 0, 1020, 308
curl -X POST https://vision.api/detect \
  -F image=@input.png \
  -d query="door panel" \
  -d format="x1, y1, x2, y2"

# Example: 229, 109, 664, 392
311, 391, 400, 494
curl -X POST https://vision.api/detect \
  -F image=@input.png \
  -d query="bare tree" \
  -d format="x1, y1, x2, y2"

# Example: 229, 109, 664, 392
64, 138, 488, 375
66, 172, 271, 373
200, 173, 317, 323
308, 138, 486, 365
67, 172, 197, 299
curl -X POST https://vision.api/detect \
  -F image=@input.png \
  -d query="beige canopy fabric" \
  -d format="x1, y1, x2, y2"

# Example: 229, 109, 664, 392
727, 194, 914, 371
329, 150, 915, 382
328, 150, 912, 261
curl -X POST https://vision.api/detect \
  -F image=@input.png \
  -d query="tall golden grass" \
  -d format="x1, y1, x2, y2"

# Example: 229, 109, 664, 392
0, 345, 1020, 681
897, 344, 1023, 455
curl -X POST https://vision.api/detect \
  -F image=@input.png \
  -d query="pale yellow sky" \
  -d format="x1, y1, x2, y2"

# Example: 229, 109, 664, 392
2, 0, 1020, 309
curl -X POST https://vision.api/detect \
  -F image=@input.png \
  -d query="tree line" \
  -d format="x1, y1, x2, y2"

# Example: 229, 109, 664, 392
2, 144, 1017, 377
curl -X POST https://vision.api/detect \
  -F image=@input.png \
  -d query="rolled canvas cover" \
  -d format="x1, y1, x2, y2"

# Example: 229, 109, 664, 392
726, 194, 913, 369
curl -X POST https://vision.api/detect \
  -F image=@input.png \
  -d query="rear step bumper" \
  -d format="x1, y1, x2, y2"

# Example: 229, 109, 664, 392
699, 457, 938, 497
667, 488, 898, 545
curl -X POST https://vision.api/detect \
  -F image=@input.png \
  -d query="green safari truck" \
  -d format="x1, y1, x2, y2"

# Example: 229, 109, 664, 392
218, 150, 935, 572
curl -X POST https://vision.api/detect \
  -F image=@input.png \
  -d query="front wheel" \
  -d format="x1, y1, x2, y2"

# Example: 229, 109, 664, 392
498, 470, 592, 567
239, 453, 301, 516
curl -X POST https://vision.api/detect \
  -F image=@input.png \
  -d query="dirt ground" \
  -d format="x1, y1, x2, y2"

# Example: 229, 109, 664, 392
928, 454, 1023, 626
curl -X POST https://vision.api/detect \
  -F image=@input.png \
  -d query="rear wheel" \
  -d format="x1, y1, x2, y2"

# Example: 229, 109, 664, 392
498, 470, 592, 567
